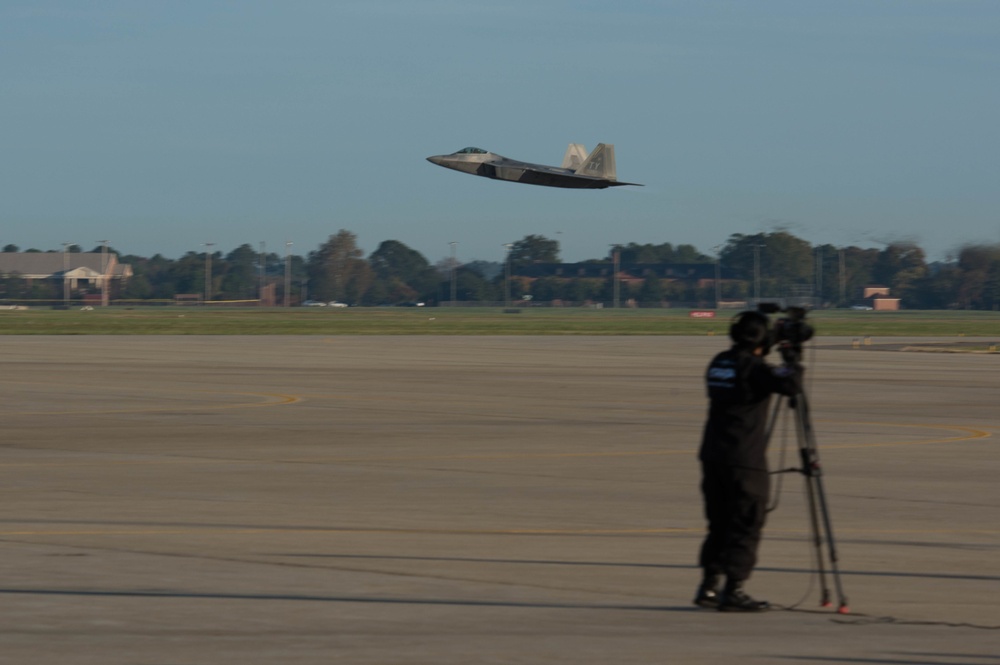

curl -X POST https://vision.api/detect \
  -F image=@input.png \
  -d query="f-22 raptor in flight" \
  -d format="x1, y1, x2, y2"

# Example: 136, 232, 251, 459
427, 143, 642, 189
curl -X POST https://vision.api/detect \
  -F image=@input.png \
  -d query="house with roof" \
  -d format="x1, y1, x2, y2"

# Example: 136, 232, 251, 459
0, 252, 132, 303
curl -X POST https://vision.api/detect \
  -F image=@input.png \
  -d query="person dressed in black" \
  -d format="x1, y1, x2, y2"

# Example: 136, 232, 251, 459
694, 310, 799, 612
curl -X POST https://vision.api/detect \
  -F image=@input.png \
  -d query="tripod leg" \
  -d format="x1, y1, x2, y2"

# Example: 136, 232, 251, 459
765, 398, 788, 513
812, 471, 850, 613
796, 391, 850, 614
796, 430, 831, 607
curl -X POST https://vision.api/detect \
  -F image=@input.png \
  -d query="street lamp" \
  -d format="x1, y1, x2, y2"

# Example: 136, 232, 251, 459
815, 245, 823, 308
202, 243, 215, 304
449, 241, 458, 306
503, 243, 513, 308
259, 241, 266, 306
753, 243, 764, 305
284, 241, 293, 307
61, 242, 71, 307
609, 244, 620, 308
97, 240, 109, 307
713, 244, 723, 309
839, 248, 846, 306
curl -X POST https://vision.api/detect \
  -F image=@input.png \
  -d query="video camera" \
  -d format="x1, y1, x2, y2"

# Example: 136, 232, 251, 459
757, 303, 814, 363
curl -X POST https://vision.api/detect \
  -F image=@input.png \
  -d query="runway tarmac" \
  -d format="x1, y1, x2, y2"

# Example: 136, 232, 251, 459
1, 336, 997, 663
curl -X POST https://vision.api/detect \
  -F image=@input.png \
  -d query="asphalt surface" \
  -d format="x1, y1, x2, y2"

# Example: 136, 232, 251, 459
1, 336, 997, 664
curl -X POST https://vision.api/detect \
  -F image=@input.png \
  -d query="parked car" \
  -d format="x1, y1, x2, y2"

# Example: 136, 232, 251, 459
329, 302, 349, 308
302, 300, 327, 307
850, 305, 873, 311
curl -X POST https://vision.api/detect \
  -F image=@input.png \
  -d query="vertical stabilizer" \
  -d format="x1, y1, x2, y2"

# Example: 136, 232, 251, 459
561, 144, 588, 170
574, 143, 617, 180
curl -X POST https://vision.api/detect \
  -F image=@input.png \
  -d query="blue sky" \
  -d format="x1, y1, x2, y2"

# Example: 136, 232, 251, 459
2, 1, 998, 264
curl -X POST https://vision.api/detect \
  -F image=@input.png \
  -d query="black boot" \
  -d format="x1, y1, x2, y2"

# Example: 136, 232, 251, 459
693, 573, 721, 609
718, 580, 769, 612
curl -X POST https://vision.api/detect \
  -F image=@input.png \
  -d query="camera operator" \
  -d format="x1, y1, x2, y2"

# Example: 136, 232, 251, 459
694, 310, 801, 612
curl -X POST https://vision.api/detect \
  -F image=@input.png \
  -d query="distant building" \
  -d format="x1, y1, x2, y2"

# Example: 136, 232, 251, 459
0, 252, 132, 301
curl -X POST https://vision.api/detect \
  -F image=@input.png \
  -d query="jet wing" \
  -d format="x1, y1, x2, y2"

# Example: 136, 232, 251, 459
488, 161, 638, 189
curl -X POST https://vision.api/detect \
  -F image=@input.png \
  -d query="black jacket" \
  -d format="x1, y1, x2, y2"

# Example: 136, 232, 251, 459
698, 347, 798, 470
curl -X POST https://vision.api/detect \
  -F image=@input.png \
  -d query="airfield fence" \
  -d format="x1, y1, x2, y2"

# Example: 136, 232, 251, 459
0, 299, 263, 308
438, 300, 720, 309
2, 299, 810, 310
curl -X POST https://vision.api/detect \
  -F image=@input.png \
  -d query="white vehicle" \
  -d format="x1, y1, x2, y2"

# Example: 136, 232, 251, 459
329, 302, 348, 308
302, 300, 327, 307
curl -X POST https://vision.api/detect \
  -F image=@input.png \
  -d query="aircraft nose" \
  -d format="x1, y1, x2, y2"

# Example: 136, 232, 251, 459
427, 155, 446, 166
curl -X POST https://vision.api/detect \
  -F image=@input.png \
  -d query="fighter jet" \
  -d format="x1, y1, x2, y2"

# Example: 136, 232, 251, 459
426, 143, 642, 189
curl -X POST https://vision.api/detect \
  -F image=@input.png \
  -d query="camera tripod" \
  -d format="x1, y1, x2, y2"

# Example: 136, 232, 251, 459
766, 347, 850, 614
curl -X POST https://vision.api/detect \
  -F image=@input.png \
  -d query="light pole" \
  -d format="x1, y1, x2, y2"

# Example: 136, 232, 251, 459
753, 243, 763, 305
609, 244, 620, 308
97, 240, 109, 306
61, 242, 71, 307
503, 243, 513, 308
449, 241, 458, 306
839, 248, 846, 306
284, 241, 292, 307
202, 243, 215, 305
815, 245, 823, 307
713, 244, 723, 309
259, 241, 266, 306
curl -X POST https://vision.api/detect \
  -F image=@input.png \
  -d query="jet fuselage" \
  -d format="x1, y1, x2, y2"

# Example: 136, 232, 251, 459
426, 145, 641, 189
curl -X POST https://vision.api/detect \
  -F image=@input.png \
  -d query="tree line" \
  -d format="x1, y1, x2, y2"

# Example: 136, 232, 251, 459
3, 230, 1000, 309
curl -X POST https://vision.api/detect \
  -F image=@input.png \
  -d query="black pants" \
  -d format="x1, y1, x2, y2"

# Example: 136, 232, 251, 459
699, 462, 769, 582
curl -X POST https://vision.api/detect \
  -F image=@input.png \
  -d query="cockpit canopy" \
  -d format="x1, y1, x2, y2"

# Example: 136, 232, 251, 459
455, 147, 488, 154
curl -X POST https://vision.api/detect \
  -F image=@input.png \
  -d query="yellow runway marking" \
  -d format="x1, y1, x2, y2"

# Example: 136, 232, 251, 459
4, 391, 302, 417
0, 526, 693, 537
815, 421, 991, 449
310, 393, 690, 415
284, 450, 687, 465
0, 420, 988, 469
283, 421, 990, 465
0, 449, 677, 469
819, 527, 1000, 536
2, 525, 997, 538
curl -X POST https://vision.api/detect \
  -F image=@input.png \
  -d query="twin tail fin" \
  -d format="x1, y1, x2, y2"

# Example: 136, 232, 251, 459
561, 143, 618, 180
